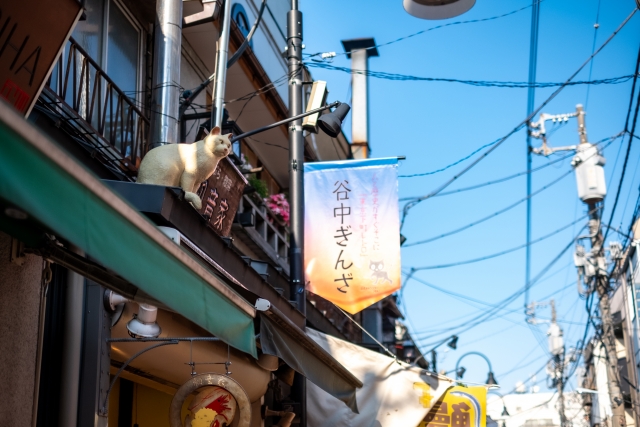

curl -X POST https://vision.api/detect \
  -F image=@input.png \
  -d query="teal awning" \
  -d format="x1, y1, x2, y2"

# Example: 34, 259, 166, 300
0, 102, 256, 357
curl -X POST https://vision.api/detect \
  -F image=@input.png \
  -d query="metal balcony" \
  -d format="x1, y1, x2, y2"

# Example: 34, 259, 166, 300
38, 37, 149, 180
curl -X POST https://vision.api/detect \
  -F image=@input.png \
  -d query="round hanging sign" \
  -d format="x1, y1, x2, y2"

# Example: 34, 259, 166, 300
169, 373, 252, 427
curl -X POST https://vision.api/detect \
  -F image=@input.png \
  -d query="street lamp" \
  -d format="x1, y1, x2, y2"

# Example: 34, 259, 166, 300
228, 101, 349, 143
488, 390, 509, 427
412, 335, 459, 371
455, 351, 498, 385
403, 0, 476, 20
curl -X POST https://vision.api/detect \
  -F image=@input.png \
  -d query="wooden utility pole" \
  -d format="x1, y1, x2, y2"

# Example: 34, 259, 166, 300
577, 106, 626, 427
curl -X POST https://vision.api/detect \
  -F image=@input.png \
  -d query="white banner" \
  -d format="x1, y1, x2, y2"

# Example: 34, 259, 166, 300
304, 158, 402, 314
306, 328, 453, 427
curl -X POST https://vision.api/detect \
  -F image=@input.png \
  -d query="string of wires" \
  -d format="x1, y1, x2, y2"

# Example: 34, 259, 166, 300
406, 228, 585, 347
402, 133, 622, 247
304, 62, 638, 88
399, 260, 573, 341
401, 131, 622, 198
305, 0, 546, 60
399, 149, 574, 199
409, 214, 589, 270
602, 42, 640, 243
396, 8, 637, 231
404, 169, 573, 247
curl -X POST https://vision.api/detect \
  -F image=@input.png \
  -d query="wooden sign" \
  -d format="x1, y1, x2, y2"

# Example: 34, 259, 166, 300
0, 0, 82, 116
196, 157, 247, 237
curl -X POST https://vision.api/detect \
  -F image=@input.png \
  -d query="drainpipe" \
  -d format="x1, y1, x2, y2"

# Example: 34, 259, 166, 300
59, 248, 85, 427
211, 0, 233, 128
150, 0, 183, 148
341, 38, 379, 160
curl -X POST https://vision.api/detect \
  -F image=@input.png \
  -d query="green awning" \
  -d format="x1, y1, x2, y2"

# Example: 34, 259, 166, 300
0, 102, 257, 357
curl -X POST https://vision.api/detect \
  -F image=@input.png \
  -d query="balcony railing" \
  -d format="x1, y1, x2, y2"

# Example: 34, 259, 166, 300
40, 36, 149, 179
234, 194, 290, 273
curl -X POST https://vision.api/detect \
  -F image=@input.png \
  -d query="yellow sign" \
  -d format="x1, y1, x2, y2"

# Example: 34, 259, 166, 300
418, 386, 487, 427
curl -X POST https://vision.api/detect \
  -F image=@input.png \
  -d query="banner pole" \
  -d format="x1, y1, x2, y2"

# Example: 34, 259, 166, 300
288, 1, 307, 425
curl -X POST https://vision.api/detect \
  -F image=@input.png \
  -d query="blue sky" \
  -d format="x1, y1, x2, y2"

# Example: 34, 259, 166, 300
302, 0, 640, 392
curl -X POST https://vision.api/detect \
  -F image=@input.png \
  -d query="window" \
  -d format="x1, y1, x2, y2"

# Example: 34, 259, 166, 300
70, 0, 144, 154
73, 0, 142, 99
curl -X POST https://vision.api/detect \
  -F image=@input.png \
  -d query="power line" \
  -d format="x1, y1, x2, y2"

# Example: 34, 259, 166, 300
603, 43, 640, 243
305, 62, 637, 88
399, 132, 622, 200
585, 0, 603, 110
403, 169, 573, 247
410, 216, 587, 270
399, 8, 637, 231
398, 131, 523, 178
306, 0, 547, 60
403, 225, 590, 344
525, 0, 542, 319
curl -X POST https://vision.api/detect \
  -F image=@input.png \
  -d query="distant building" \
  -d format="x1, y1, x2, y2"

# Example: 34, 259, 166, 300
487, 392, 588, 427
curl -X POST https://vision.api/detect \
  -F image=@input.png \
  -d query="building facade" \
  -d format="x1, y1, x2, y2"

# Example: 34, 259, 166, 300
0, 1, 372, 426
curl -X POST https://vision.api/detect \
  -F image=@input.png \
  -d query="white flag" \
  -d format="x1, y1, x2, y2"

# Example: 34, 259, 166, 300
306, 328, 453, 427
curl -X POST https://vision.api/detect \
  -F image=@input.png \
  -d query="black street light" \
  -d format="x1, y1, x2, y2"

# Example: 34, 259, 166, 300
412, 335, 459, 371
229, 101, 349, 143
455, 351, 498, 385
488, 390, 510, 427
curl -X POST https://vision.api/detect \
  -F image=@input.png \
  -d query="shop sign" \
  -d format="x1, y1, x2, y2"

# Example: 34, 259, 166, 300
196, 158, 247, 237
0, 0, 82, 116
419, 386, 487, 427
304, 157, 401, 314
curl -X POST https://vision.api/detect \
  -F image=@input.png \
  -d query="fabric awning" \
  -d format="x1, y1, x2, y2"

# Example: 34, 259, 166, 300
305, 328, 454, 427
0, 101, 257, 357
256, 299, 363, 413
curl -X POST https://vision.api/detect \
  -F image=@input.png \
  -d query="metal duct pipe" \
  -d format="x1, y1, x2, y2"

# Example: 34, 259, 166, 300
211, 0, 233, 128
150, 0, 183, 148
59, 248, 85, 427
341, 38, 379, 159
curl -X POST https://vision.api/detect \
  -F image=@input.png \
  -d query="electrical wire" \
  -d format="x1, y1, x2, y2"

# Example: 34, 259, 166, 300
410, 214, 588, 270
408, 230, 585, 347
404, 169, 573, 247
398, 8, 637, 231
306, 0, 548, 60
525, 0, 541, 320
305, 62, 637, 88
398, 132, 522, 178
399, 153, 572, 199
585, 0, 603, 110
602, 43, 640, 243
399, 132, 622, 200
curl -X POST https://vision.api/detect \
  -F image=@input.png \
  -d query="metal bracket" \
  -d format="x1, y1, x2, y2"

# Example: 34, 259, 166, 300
292, 160, 298, 171
101, 337, 225, 415
100, 340, 179, 415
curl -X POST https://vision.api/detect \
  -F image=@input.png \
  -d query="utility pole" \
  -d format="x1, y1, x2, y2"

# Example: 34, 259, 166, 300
547, 300, 567, 427
287, 1, 306, 425
531, 105, 625, 427
287, 0, 305, 314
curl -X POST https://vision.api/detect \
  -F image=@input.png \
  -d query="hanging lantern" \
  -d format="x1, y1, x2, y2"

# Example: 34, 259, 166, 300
403, 0, 476, 20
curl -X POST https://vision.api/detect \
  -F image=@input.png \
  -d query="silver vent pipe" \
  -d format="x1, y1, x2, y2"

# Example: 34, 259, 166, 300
211, 0, 233, 128
150, 0, 183, 148
341, 38, 379, 159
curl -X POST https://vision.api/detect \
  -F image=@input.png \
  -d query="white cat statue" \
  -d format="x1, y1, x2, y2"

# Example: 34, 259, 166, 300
137, 126, 232, 209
